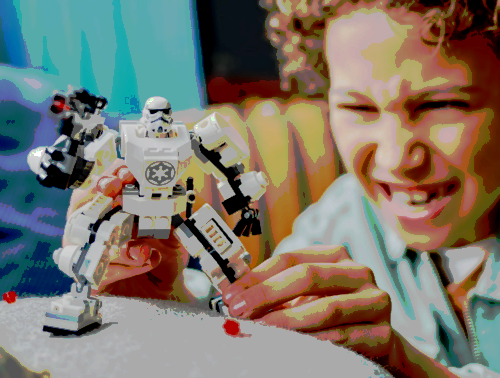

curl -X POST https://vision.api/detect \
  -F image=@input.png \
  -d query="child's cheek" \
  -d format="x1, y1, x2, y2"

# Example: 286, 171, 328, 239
331, 115, 373, 173
429, 124, 464, 158
468, 113, 500, 193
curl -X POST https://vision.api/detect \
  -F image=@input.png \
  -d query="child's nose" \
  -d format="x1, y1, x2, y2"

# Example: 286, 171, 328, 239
407, 146, 425, 166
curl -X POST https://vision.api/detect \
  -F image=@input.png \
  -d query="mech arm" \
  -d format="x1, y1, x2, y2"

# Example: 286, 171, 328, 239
172, 113, 269, 316
190, 113, 268, 237
27, 89, 119, 190
26, 89, 123, 334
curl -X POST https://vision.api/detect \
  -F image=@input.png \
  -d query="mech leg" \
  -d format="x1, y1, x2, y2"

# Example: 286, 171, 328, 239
173, 203, 252, 314
42, 282, 102, 335
44, 194, 134, 334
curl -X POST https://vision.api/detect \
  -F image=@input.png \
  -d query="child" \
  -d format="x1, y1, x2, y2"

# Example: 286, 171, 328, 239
69, 0, 500, 376
220, 0, 500, 377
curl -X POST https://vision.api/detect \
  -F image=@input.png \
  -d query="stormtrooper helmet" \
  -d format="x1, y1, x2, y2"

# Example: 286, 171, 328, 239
141, 96, 173, 138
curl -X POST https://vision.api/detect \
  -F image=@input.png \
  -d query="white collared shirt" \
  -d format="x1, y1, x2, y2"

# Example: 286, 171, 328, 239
274, 173, 500, 377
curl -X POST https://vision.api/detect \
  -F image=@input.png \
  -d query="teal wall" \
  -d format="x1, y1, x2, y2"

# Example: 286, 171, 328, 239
12, 0, 206, 114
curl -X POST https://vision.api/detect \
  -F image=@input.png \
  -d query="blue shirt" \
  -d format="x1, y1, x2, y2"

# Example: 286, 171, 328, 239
274, 173, 500, 377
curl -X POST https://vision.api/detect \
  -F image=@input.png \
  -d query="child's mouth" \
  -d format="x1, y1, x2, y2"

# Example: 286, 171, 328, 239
376, 178, 460, 220
379, 181, 458, 204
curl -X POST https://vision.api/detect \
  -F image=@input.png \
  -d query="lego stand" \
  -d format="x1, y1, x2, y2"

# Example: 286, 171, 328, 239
0, 296, 394, 378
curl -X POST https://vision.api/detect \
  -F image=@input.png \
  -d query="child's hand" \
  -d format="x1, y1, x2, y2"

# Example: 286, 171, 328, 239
221, 246, 394, 362
64, 159, 190, 300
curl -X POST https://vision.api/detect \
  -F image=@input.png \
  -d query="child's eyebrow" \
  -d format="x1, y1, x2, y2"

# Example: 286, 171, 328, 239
417, 85, 485, 99
330, 85, 485, 105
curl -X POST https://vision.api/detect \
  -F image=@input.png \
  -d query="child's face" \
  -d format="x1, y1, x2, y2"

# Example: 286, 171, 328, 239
326, 6, 500, 250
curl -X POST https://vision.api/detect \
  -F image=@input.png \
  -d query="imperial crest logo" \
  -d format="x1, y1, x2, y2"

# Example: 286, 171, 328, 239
145, 161, 176, 186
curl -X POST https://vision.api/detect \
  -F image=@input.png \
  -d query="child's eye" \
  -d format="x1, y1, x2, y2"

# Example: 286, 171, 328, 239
342, 105, 378, 113
340, 101, 470, 115
414, 101, 470, 112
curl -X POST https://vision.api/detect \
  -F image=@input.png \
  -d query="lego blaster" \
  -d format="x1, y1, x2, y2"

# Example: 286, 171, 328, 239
49, 89, 108, 140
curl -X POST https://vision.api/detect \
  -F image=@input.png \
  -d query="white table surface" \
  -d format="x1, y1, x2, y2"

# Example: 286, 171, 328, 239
0, 296, 394, 378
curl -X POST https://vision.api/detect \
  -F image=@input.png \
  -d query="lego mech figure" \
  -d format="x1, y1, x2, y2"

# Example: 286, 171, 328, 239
27, 89, 269, 334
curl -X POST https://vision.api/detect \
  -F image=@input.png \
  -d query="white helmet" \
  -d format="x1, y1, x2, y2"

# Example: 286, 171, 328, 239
140, 96, 173, 138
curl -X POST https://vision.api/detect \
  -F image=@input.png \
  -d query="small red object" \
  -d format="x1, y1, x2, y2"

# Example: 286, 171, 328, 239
54, 100, 65, 112
51, 98, 70, 114
3, 291, 17, 304
223, 319, 241, 336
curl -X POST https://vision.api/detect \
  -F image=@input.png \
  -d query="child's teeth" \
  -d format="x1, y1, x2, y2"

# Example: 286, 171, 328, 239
392, 190, 429, 204
392, 191, 412, 203
410, 192, 428, 202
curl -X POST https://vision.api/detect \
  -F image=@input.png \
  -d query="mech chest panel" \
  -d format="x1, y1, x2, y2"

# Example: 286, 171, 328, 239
119, 121, 193, 194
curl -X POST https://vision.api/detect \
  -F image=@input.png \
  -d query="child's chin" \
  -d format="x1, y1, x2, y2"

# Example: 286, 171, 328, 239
396, 224, 452, 251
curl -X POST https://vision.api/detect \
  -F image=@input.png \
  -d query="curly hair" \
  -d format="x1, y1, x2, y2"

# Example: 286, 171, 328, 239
259, 0, 500, 98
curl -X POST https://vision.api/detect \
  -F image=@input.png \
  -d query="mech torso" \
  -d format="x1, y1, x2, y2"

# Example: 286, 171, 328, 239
119, 121, 193, 197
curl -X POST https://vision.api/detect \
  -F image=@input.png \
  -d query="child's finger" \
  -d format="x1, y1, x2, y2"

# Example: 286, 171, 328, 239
114, 166, 135, 184
112, 243, 153, 267
287, 295, 321, 308
99, 261, 155, 289
222, 246, 349, 303
243, 296, 320, 320
96, 167, 135, 198
95, 244, 161, 290
97, 176, 123, 197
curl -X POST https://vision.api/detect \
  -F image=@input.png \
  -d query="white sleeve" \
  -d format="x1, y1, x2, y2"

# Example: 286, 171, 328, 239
448, 364, 500, 378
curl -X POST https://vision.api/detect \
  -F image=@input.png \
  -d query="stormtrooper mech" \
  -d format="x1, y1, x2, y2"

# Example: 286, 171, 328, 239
27, 89, 269, 334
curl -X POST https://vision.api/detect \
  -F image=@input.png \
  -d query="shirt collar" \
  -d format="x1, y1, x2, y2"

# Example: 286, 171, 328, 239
364, 197, 408, 261
364, 192, 500, 261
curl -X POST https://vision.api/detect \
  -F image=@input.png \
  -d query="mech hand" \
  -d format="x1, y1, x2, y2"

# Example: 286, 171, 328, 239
221, 246, 396, 364
27, 136, 91, 190
65, 159, 191, 301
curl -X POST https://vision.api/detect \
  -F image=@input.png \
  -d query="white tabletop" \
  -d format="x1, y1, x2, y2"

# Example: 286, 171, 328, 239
0, 296, 393, 378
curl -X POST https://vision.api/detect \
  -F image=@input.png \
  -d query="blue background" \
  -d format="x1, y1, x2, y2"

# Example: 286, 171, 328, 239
0, 0, 206, 298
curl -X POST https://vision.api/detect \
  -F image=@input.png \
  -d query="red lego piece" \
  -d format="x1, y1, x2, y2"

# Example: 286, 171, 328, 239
223, 319, 241, 336
2, 291, 17, 304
